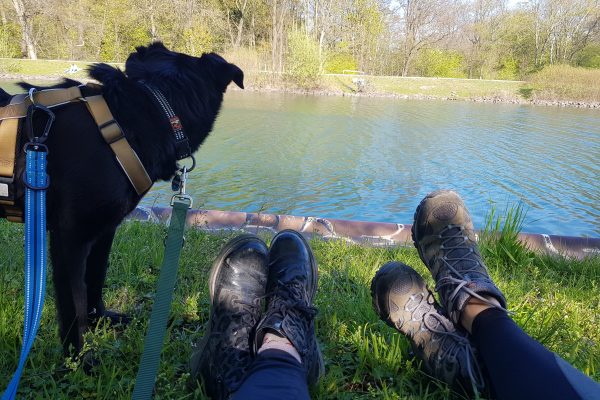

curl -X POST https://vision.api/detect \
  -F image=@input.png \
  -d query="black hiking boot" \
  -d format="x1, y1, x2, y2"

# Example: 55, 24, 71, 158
412, 190, 507, 324
189, 234, 269, 399
371, 261, 486, 393
252, 230, 325, 386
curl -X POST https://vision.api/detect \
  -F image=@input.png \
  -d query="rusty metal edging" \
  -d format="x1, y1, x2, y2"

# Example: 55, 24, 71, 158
128, 207, 600, 260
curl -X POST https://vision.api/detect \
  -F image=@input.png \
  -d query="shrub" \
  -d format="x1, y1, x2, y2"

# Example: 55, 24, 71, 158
414, 48, 466, 78
325, 52, 359, 74
0, 23, 22, 58
576, 44, 600, 69
497, 57, 520, 80
529, 64, 600, 102
285, 30, 321, 88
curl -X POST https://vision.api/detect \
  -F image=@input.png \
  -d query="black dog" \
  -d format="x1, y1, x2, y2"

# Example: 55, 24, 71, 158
0, 42, 243, 355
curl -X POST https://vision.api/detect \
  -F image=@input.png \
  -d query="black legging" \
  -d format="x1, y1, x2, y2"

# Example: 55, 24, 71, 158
231, 349, 310, 400
472, 307, 600, 400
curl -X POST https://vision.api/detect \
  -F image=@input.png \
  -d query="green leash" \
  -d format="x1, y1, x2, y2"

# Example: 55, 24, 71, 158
132, 168, 192, 400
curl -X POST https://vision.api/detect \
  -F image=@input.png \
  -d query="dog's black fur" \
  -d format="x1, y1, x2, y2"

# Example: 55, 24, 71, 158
0, 42, 243, 355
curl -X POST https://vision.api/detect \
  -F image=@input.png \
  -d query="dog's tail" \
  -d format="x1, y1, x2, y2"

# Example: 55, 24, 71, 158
18, 78, 82, 91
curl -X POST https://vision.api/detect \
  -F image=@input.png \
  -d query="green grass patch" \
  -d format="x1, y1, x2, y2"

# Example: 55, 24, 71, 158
320, 74, 526, 100
0, 58, 121, 80
0, 219, 599, 398
2, 58, 527, 101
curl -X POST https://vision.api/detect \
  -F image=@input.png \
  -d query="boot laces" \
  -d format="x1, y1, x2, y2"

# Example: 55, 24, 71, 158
433, 225, 504, 310
210, 297, 262, 344
267, 279, 317, 319
424, 313, 485, 391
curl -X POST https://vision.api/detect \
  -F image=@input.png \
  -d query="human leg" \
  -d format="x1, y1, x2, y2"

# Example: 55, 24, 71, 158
233, 230, 324, 399
412, 189, 600, 400
188, 234, 269, 399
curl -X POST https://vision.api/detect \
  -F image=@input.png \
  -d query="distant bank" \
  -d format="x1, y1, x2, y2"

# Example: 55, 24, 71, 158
1, 59, 599, 109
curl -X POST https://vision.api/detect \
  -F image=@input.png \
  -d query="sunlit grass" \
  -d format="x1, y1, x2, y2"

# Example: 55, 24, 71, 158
0, 217, 598, 399
528, 64, 600, 103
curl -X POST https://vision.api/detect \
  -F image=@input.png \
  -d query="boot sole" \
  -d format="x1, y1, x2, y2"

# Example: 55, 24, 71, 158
411, 193, 433, 266
371, 261, 424, 331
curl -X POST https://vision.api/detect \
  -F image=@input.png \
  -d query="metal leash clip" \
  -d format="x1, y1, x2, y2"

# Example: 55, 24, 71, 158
170, 165, 193, 208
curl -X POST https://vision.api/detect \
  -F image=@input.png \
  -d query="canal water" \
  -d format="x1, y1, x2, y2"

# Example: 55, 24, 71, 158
2, 83, 599, 236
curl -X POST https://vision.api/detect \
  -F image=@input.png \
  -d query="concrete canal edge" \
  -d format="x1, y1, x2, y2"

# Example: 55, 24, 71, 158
128, 207, 600, 260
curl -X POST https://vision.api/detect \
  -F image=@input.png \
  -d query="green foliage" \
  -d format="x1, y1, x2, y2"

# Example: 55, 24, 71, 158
177, 25, 215, 56
285, 30, 321, 88
576, 44, 600, 69
325, 51, 358, 74
496, 57, 520, 80
0, 23, 22, 58
414, 48, 466, 78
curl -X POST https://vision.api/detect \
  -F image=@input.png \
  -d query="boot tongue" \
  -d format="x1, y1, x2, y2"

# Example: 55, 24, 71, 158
442, 226, 470, 259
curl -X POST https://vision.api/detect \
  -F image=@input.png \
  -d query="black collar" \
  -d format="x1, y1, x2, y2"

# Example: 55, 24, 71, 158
140, 82, 191, 160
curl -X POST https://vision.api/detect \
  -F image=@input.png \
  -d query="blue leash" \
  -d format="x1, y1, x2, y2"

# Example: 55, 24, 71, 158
2, 101, 52, 400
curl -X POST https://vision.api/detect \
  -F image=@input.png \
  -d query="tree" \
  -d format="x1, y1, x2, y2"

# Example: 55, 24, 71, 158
398, 0, 461, 76
10, 0, 37, 58
462, 0, 507, 78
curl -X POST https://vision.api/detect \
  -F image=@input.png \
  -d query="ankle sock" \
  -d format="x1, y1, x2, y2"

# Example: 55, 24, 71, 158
258, 332, 302, 364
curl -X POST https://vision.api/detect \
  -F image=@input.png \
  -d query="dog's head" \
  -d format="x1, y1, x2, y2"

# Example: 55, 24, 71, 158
88, 42, 244, 154
125, 42, 244, 92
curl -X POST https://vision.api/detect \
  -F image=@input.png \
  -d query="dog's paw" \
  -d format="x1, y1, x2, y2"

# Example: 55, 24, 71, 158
81, 351, 100, 375
88, 309, 132, 327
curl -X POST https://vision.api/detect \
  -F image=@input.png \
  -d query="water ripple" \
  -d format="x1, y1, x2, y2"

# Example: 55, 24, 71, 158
142, 92, 600, 237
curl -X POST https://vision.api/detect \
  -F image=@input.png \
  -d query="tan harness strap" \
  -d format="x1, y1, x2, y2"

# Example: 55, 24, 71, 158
0, 86, 84, 121
84, 95, 152, 195
0, 95, 27, 177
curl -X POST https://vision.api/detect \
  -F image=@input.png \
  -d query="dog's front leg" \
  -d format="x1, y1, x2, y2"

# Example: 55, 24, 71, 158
85, 228, 116, 318
49, 229, 93, 355
85, 227, 130, 326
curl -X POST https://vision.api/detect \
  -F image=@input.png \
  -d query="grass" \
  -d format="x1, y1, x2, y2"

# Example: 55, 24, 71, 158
528, 64, 600, 103
319, 75, 525, 100
0, 216, 599, 399
0, 58, 120, 80
2, 58, 600, 104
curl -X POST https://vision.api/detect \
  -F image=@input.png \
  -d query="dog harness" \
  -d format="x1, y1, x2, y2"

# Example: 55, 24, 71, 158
0, 84, 153, 222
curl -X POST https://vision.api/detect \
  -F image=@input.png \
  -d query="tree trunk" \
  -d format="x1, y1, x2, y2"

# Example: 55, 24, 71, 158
235, 15, 244, 47
150, 12, 158, 41
11, 0, 37, 59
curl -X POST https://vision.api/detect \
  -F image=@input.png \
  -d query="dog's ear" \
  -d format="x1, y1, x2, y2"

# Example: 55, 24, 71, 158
200, 53, 244, 91
88, 63, 128, 85
125, 42, 178, 80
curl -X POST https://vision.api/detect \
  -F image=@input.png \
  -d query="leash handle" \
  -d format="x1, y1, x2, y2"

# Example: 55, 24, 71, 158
2, 147, 48, 400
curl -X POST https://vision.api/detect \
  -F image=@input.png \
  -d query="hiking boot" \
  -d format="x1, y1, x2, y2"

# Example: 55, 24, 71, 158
412, 190, 507, 324
189, 234, 269, 399
371, 261, 485, 393
252, 230, 325, 386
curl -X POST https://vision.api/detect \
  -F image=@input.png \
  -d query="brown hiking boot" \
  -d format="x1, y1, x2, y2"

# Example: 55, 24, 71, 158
371, 262, 485, 394
412, 190, 507, 324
